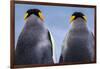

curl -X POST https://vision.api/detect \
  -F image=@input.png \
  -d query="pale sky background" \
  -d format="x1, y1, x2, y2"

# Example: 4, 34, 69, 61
15, 4, 94, 63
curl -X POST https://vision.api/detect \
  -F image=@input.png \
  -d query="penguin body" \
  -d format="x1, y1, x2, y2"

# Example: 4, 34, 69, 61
59, 12, 94, 63
15, 9, 54, 65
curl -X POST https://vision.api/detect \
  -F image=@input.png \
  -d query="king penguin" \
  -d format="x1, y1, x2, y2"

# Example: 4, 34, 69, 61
15, 9, 55, 65
59, 12, 94, 64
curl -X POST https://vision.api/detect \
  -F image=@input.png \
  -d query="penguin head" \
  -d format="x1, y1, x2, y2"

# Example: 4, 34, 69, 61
70, 12, 87, 23
24, 9, 44, 21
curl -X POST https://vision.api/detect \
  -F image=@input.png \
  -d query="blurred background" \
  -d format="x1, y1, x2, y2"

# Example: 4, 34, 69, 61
15, 4, 94, 63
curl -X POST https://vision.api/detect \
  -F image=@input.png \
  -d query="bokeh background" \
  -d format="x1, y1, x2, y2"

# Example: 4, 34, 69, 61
15, 4, 95, 63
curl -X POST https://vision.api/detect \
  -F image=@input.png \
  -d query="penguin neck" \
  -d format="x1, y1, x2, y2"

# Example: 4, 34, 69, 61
71, 18, 87, 30
25, 15, 44, 27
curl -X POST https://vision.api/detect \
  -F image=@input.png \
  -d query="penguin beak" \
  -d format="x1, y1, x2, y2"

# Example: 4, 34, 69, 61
38, 12, 44, 21
70, 16, 75, 23
24, 13, 28, 20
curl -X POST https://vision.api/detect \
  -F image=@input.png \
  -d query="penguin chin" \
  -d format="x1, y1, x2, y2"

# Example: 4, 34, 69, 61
72, 18, 86, 28
30, 15, 44, 23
